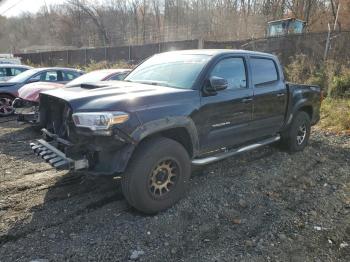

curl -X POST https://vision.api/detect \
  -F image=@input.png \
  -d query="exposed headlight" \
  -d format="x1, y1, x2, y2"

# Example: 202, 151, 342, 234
72, 111, 129, 131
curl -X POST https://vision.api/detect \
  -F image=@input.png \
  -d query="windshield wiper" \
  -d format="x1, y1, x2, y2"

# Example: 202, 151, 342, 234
129, 80, 171, 87
124, 79, 181, 89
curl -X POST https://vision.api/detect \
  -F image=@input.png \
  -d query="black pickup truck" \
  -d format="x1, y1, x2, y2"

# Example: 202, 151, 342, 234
30, 50, 322, 214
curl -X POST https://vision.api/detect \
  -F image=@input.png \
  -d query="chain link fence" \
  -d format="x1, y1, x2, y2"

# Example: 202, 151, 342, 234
15, 32, 350, 67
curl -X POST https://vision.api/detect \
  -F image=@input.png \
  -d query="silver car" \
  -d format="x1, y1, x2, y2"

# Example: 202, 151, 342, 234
0, 64, 33, 82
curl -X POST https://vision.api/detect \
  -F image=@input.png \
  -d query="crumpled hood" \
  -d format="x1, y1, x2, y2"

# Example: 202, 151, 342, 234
18, 82, 65, 102
41, 81, 196, 112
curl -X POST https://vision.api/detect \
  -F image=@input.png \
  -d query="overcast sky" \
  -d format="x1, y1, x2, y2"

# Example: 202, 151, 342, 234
0, 0, 61, 17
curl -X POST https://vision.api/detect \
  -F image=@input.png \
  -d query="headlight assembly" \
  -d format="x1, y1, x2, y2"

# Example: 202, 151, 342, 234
72, 111, 129, 131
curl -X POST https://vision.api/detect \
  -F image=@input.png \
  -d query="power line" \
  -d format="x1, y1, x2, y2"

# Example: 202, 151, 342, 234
0, 0, 25, 16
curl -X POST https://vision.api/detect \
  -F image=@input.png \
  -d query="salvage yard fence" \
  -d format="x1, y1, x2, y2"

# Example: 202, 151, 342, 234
15, 31, 350, 67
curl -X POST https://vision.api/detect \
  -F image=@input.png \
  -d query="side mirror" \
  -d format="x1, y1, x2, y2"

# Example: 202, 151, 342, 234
204, 76, 228, 95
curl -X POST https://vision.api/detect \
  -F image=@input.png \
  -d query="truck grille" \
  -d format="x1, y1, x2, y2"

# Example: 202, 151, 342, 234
40, 94, 72, 139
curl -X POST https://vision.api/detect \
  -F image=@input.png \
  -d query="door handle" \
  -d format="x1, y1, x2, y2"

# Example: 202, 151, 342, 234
241, 97, 253, 103
276, 93, 285, 97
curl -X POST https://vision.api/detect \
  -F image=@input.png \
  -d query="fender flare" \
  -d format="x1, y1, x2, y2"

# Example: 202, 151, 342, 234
285, 98, 313, 128
131, 116, 200, 155
111, 116, 199, 174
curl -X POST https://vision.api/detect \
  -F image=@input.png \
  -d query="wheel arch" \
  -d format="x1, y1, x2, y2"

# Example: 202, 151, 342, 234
112, 117, 199, 174
0, 92, 16, 99
298, 105, 313, 120
131, 116, 199, 158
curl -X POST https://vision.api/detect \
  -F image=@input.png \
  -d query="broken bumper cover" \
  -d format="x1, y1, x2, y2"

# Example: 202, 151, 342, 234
30, 139, 89, 171
13, 98, 39, 123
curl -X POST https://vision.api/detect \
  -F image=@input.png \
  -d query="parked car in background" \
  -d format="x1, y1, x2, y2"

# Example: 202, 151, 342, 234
0, 64, 32, 82
0, 54, 21, 65
66, 69, 131, 87
0, 67, 84, 116
14, 68, 131, 123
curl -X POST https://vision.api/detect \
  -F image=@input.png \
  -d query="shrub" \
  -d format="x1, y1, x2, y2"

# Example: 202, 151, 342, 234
285, 56, 350, 98
328, 67, 350, 98
319, 98, 350, 132
285, 54, 317, 84
81, 60, 132, 72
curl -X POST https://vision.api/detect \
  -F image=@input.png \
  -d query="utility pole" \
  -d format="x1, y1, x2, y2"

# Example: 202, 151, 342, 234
324, 3, 341, 61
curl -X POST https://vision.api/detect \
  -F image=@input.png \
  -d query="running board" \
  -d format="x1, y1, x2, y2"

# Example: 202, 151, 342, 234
191, 135, 280, 166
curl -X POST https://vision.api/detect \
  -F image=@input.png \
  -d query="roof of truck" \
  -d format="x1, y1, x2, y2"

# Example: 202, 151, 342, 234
160, 49, 276, 58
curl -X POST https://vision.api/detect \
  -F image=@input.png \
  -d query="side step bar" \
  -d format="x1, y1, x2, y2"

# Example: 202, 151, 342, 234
191, 135, 280, 166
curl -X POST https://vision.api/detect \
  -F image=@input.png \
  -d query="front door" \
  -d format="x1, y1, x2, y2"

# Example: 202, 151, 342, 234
197, 56, 253, 153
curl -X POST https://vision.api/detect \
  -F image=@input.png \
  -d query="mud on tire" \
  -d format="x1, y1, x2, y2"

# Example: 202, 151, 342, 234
121, 137, 191, 214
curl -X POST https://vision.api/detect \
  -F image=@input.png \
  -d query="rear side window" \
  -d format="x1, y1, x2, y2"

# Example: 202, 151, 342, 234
251, 58, 278, 85
109, 72, 128, 81
0, 68, 6, 77
10, 68, 26, 76
63, 71, 80, 81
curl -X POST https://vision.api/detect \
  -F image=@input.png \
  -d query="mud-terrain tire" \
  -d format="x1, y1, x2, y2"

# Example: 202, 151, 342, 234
121, 137, 191, 214
281, 111, 311, 152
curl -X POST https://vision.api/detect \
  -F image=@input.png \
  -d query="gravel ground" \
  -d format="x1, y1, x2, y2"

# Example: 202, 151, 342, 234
0, 117, 349, 262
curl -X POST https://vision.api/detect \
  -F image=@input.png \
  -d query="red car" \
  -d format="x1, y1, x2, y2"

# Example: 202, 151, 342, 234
14, 68, 131, 123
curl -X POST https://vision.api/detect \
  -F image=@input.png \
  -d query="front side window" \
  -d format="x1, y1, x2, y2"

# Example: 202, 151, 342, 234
210, 57, 247, 89
251, 58, 278, 86
125, 54, 211, 89
30, 71, 58, 82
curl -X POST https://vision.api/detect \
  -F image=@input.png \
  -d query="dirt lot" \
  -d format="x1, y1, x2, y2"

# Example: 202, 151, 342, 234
0, 117, 349, 262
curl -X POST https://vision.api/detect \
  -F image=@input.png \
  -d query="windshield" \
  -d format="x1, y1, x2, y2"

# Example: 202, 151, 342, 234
125, 54, 211, 89
66, 70, 114, 87
8, 68, 40, 83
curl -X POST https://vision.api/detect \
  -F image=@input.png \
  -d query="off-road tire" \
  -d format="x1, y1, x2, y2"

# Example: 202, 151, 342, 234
281, 111, 311, 152
121, 137, 191, 214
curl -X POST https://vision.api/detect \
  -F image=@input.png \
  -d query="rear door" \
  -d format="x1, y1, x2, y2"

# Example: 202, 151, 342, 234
197, 56, 254, 152
249, 56, 287, 136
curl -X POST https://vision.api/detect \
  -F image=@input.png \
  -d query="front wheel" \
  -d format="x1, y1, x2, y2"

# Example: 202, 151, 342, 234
281, 111, 311, 152
121, 137, 191, 214
0, 95, 15, 117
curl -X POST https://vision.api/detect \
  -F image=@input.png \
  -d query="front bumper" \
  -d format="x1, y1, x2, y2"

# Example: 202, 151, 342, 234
13, 98, 39, 123
30, 131, 89, 171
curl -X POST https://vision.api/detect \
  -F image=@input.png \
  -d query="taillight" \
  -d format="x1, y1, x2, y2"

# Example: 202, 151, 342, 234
320, 90, 324, 102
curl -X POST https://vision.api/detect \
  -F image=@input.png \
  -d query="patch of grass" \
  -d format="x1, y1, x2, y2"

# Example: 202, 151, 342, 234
319, 98, 350, 133
79, 60, 132, 72
23, 60, 133, 72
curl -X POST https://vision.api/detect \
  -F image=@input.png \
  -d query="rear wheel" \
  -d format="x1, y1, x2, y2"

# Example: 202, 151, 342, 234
0, 94, 15, 117
121, 137, 191, 214
281, 111, 311, 152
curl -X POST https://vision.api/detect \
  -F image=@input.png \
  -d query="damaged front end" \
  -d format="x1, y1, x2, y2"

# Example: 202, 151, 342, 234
13, 98, 39, 124
30, 94, 139, 175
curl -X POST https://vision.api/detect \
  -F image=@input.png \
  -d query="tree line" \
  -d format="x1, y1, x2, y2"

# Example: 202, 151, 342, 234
0, 0, 344, 53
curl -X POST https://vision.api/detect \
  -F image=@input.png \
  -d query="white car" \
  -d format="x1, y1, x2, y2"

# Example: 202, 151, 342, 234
0, 64, 33, 82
